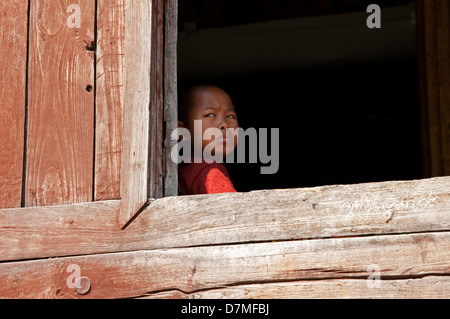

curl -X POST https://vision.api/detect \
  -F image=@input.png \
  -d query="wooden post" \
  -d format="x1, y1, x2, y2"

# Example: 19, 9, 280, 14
163, 0, 179, 197
148, 0, 165, 200
119, 0, 150, 227
417, 0, 450, 177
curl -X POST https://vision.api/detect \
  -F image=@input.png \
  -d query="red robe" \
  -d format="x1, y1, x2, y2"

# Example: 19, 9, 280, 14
178, 159, 237, 195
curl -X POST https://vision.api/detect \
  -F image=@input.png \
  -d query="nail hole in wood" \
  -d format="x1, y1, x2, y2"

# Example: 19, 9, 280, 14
85, 40, 95, 51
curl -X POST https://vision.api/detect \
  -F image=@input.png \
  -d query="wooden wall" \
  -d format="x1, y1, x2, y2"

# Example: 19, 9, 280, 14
0, 1, 28, 209
0, 0, 124, 209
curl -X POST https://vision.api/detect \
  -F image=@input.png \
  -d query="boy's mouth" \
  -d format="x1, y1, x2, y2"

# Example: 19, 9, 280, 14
220, 131, 229, 141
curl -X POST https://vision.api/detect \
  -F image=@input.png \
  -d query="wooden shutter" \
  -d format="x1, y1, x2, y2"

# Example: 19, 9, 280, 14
0, 0, 175, 228
0, 0, 176, 261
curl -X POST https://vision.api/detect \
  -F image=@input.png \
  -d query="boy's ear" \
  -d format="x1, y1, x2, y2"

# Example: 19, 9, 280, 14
177, 121, 186, 142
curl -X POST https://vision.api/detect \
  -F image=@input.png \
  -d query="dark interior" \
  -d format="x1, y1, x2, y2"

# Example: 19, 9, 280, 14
177, 0, 422, 192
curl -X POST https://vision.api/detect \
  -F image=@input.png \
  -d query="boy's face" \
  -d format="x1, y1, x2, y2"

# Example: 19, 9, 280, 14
180, 86, 239, 159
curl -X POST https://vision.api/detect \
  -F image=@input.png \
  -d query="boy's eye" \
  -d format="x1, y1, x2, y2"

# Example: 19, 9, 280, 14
204, 113, 215, 118
227, 114, 236, 119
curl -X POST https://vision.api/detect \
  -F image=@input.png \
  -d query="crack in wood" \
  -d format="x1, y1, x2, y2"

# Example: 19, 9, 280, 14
135, 273, 450, 298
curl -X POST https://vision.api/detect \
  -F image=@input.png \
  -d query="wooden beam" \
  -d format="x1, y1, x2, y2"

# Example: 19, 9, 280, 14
1, 231, 449, 298
0, 200, 120, 261
128, 176, 450, 248
119, 0, 153, 227
0, 0, 28, 208
140, 276, 450, 299
1, 176, 449, 262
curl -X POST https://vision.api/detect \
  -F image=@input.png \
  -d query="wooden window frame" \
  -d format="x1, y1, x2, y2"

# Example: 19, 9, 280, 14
119, 0, 167, 228
101, 0, 179, 228
97, 0, 177, 228
1, 0, 450, 299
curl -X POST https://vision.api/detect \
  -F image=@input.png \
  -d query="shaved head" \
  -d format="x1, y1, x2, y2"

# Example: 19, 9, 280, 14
179, 85, 232, 124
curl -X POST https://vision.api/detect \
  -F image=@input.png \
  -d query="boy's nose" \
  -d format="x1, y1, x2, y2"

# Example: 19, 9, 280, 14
218, 121, 229, 130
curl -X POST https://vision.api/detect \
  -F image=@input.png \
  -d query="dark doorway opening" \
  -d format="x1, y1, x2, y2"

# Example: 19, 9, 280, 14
178, 0, 422, 192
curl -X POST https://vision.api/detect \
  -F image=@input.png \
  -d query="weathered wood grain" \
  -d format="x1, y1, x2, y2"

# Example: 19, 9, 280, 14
25, 0, 95, 206
0, 0, 28, 208
128, 176, 450, 249
119, 0, 153, 227
0, 231, 449, 298
94, 0, 125, 200
1, 176, 449, 262
148, 0, 165, 200
140, 276, 450, 299
0, 200, 120, 261
163, 0, 179, 197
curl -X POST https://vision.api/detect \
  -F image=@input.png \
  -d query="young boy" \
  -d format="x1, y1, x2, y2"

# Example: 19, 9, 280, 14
177, 85, 239, 195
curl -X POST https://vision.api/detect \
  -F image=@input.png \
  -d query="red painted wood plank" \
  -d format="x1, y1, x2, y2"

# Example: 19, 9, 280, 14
0, 1, 28, 208
25, 0, 95, 206
94, 0, 125, 200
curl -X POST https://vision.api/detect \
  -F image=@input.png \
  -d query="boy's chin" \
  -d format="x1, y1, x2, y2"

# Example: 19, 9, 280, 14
202, 149, 235, 163
202, 143, 236, 156
203, 151, 226, 161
